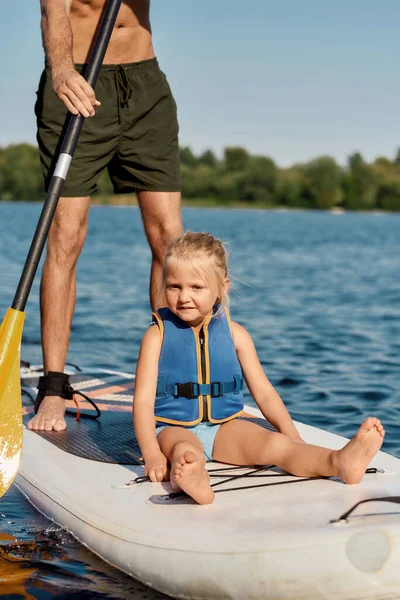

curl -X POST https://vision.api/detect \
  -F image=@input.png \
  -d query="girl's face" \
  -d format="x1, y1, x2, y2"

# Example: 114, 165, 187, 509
164, 256, 222, 329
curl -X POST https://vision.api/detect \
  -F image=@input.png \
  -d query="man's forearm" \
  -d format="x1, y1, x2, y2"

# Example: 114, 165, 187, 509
39, 0, 100, 116
41, 1, 75, 76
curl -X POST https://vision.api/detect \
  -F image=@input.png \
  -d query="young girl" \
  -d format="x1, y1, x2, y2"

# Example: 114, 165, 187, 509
133, 232, 385, 504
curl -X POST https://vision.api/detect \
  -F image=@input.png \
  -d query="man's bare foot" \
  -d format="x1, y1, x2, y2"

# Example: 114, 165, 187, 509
27, 396, 67, 432
171, 451, 214, 504
335, 417, 385, 484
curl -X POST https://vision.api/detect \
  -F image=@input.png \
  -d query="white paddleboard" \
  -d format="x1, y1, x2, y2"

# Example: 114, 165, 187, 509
16, 365, 400, 600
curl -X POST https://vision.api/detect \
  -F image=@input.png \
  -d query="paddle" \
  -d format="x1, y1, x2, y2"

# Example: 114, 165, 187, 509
0, 0, 122, 498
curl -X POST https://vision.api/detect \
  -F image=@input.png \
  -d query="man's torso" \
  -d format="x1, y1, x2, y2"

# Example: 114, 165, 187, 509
69, 0, 154, 64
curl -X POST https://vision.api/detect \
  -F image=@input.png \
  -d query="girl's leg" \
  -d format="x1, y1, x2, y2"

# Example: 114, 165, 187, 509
213, 417, 384, 484
157, 427, 214, 504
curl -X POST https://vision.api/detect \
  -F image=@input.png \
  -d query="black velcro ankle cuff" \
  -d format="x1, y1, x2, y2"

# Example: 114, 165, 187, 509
37, 371, 73, 400
34, 371, 101, 420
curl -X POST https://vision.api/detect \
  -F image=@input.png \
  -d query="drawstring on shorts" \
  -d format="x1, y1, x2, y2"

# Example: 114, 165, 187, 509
115, 66, 134, 118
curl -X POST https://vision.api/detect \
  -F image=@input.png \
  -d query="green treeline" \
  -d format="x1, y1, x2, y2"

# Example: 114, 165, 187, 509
1, 142, 400, 211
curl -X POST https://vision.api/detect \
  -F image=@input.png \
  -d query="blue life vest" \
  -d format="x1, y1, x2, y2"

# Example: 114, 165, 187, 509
153, 306, 244, 426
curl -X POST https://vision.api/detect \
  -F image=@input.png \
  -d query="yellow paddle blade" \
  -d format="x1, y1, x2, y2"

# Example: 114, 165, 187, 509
0, 308, 25, 497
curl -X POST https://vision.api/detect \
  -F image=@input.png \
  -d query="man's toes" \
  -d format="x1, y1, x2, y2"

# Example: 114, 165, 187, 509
27, 416, 40, 430
54, 420, 66, 432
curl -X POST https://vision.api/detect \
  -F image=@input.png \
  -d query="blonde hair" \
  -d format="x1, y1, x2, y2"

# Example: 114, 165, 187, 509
162, 231, 230, 310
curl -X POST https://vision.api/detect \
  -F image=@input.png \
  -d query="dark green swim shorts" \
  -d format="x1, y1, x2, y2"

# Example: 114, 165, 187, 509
35, 58, 181, 196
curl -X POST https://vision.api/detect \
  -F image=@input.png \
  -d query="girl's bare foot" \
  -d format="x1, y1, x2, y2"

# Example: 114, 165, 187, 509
171, 451, 214, 504
335, 417, 385, 484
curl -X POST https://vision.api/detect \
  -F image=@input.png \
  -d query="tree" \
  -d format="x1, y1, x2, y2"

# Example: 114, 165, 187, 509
97, 169, 114, 196
343, 152, 376, 210
181, 164, 218, 200
236, 156, 278, 205
304, 156, 343, 209
224, 147, 249, 172
375, 177, 400, 211
394, 147, 400, 167
372, 158, 400, 211
276, 168, 307, 207
198, 149, 218, 168
180, 146, 197, 168
247, 155, 277, 190
0, 144, 44, 201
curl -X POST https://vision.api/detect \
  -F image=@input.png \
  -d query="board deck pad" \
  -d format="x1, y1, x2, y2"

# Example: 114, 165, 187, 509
21, 368, 275, 465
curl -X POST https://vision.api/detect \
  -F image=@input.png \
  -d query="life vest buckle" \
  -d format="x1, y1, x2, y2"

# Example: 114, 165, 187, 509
175, 382, 199, 399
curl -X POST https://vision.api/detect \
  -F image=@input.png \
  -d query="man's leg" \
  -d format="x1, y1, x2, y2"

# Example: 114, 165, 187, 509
28, 196, 91, 431
136, 190, 183, 310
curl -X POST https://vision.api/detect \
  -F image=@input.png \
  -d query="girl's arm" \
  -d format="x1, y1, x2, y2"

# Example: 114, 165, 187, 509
232, 322, 303, 442
133, 325, 168, 482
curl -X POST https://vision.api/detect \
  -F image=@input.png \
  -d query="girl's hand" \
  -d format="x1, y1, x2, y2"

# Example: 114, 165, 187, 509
144, 452, 169, 482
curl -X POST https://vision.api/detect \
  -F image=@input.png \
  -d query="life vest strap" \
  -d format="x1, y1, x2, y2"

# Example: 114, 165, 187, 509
156, 375, 243, 399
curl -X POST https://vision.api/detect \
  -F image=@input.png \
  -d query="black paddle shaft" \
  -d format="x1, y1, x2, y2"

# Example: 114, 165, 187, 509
12, 0, 122, 312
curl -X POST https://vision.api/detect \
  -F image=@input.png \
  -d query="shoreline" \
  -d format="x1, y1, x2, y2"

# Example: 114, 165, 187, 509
0, 197, 398, 214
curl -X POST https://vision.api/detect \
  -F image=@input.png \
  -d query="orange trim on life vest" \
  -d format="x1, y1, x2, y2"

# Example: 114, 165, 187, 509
152, 311, 164, 344
208, 408, 244, 424
242, 411, 260, 419
203, 318, 212, 420
224, 306, 233, 335
191, 327, 204, 421
208, 306, 242, 422
154, 415, 203, 427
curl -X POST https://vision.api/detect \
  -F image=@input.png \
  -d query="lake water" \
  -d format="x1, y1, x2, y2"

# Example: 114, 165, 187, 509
0, 203, 399, 598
